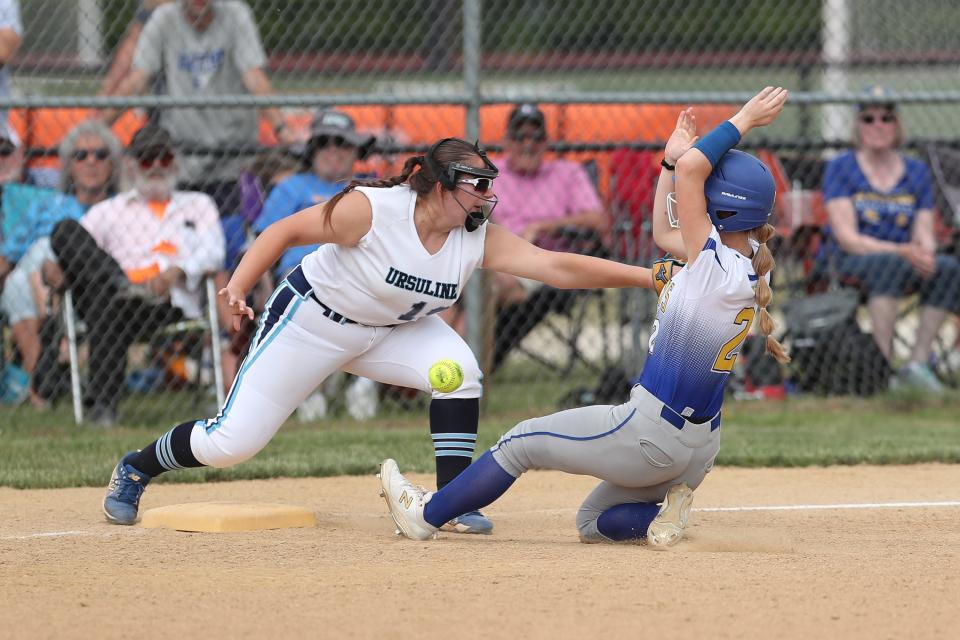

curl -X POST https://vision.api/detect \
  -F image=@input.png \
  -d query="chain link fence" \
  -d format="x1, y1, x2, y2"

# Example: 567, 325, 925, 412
1, 0, 958, 427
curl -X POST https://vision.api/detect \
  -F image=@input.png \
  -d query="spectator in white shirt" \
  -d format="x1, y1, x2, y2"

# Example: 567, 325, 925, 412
42, 124, 224, 425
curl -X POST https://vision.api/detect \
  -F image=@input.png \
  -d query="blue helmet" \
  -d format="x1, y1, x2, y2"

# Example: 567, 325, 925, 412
704, 149, 776, 232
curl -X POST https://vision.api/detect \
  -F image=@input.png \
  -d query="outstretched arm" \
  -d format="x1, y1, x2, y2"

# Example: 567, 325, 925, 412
482, 224, 653, 290
220, 191, 373, 328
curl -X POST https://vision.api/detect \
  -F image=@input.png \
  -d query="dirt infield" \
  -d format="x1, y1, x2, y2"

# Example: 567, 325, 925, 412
3, 465, 959, 640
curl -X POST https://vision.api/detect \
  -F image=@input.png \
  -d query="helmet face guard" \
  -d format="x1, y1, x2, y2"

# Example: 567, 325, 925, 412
426, 138, 499, 232
666, 192, 680, 229
703, 149, 776, 232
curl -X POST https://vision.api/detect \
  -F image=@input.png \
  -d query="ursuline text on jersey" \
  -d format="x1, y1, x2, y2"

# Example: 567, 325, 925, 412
385, 267, 459, 300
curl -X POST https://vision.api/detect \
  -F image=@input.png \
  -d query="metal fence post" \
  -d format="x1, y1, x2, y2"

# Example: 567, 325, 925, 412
63, 290, 83, 425
462, 0, 494, 376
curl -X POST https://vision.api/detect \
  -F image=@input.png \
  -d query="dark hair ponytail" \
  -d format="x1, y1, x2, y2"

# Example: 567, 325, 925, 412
320, 155, 425, 228
319, 138, 484, 228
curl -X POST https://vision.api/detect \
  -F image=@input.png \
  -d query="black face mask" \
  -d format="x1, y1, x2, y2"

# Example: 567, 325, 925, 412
464, 201, 496, 232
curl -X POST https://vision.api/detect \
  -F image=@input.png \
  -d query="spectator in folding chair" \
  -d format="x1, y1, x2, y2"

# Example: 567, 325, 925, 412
1, 121, 122, 406
41, 124, 225, 425
821, 86, 960, 392
100, 0, 296, 300
488, 103, 609, 371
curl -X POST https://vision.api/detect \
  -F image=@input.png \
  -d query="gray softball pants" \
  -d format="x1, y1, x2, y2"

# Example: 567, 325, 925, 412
491, 384, 721, 543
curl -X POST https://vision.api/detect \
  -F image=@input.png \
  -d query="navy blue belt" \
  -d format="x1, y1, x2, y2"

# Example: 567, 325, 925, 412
659, 404, 721, 432
286, 265, 357, 325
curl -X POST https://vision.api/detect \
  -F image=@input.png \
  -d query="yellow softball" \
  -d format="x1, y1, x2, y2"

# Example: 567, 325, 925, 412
428, 359, 464, 393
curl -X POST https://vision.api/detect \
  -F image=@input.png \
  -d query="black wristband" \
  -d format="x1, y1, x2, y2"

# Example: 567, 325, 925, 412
660, 158, 676, 171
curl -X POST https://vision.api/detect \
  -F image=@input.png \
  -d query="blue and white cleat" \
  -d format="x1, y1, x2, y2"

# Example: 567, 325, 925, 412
442, 510, 494, 535
647, 482, 693, 548
103, 453, 152, 525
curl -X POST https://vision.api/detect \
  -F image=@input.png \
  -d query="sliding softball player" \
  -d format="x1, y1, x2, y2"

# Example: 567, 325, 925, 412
103, 137, 652, 530
380, 88, 791, 546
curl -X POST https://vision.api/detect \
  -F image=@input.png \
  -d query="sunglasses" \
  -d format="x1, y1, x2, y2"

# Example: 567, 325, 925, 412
138, 150, 174, 169
859, 113, 897, 125
457, 176, 494, 193
511, 131, 546, 143
314, 135, 355, 149
73, 148, 110, 162
0, 146, 14, 157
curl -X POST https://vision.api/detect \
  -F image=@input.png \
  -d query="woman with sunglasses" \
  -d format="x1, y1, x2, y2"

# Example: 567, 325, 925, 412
822, 86, 960, 391
102, 137, 657, 532
378, 88, 790, 547
0, 120, 122, 406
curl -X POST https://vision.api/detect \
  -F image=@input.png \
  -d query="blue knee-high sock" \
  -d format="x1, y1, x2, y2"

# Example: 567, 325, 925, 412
422, 451, 516, 527
596, 503, 661, 542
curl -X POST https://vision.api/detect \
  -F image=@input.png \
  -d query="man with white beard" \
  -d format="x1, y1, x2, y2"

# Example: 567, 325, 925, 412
45, 124, 224, 425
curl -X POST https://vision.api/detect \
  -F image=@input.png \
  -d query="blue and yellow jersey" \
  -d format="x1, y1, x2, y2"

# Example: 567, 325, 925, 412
638, 226, 764, 422
822, 150, 934, 246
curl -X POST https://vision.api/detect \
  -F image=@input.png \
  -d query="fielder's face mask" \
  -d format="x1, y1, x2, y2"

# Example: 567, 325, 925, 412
426, 138, 500, 232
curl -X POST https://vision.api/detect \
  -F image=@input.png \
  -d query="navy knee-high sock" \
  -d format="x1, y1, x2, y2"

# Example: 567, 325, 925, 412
422, 451, 516, 527
126, 421, 205, 478
596, 503, 661, 542
430, 398, 479, 489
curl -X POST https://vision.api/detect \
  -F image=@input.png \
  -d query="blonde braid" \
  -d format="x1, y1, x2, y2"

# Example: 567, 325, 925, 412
751, 223, 790, 364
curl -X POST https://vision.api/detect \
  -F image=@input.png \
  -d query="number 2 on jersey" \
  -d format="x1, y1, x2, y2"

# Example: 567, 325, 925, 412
711, 307, 756, 373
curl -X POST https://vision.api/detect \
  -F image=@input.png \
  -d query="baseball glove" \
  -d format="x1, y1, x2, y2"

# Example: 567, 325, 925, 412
652, 255, 686, 295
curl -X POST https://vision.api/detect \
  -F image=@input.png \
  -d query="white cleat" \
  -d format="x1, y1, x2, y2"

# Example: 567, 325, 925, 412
377, 459, 440, 541
647, 483, 694, 548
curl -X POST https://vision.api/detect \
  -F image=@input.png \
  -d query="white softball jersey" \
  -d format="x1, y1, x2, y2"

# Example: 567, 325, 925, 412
638, 226, 765, 421
190, 184, 488, 468
301, 184, 486, 327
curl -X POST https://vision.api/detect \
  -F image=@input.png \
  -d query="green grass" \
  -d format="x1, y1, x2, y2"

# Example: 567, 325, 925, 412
1, 386, 958, 489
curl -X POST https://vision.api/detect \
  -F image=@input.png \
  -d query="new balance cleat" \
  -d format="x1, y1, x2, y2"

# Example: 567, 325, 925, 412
377, 459, 439, 541
441, 510, 493, 535
647, 482, 694, 548
103, 453, 152, 525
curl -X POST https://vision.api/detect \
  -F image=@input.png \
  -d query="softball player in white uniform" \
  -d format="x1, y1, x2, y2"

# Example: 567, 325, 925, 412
380, 88, 791, 546
103, 138, 653, 527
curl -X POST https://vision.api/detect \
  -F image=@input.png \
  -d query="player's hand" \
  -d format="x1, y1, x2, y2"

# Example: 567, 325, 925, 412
731, 87, 789, 133
219, 283, 254, 331
664, 108, 699, 166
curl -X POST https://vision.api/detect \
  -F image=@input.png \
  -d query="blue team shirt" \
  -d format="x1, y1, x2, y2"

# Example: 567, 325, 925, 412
822, 151, 934, 250
252, 173, 345, 277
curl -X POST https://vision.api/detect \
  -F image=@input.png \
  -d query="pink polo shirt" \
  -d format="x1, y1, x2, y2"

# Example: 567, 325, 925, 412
491, 157, 602, 235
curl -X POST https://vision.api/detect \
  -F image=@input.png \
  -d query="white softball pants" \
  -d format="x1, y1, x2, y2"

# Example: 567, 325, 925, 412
189, 277, 481, 468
